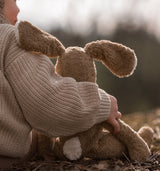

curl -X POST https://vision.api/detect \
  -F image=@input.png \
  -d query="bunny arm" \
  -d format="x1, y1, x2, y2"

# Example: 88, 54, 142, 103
17, 21, 65, 57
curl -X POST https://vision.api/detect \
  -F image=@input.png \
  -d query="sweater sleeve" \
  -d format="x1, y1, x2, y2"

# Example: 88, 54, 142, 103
4, 26, 111, 137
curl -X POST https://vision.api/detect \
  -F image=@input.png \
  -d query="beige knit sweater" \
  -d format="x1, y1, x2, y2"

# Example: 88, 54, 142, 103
0, 14, 110, 158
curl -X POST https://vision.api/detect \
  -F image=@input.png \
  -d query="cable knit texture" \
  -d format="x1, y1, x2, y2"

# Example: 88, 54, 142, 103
0, 13, 10, 24
0, 15, 110, 157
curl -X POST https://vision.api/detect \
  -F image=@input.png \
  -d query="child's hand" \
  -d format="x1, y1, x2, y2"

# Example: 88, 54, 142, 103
106, 95, 122, 134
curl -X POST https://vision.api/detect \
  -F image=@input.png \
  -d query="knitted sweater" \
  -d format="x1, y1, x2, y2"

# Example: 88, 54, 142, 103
0, 14, 110, 158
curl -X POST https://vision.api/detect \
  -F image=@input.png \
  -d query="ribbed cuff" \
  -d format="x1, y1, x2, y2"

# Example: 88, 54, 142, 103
95, 89, 111, 124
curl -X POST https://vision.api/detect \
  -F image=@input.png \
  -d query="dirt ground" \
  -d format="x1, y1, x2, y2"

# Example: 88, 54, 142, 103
8, 108, 160, 170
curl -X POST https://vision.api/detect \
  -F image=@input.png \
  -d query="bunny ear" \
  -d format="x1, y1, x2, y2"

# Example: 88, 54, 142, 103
84, 40, 137, 77
17, 21, 65, 58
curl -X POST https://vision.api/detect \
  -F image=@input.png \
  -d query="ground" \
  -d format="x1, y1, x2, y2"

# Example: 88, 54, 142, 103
10, 109, 160, 170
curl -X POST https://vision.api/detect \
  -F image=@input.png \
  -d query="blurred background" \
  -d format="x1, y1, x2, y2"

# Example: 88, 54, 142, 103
17, 0, 160, 114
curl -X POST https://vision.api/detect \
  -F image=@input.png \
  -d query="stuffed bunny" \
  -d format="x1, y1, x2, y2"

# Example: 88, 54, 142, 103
17, 21, 153, 162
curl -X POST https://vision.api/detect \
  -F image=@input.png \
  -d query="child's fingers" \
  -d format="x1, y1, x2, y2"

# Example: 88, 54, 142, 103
117, 111, 122, 119
112, 119, 120, 134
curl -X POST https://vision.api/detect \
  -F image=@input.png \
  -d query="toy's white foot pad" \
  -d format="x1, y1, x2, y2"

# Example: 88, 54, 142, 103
63, 137, 82, 160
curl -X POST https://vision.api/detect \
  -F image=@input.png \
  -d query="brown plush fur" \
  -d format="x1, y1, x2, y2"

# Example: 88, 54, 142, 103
18, 21, 65, 58
17, 21, 153, 162
85, 40, 137, 77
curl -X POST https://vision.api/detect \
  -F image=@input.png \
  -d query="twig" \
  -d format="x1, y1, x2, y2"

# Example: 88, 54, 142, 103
122, 152, 131, 163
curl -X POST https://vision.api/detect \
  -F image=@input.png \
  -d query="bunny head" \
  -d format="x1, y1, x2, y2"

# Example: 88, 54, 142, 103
56, 40, 137, 83
17, 21, 137, 83
55, 46, 97, 82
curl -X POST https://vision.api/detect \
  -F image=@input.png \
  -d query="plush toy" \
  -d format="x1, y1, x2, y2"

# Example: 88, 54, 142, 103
17, 21, 154, 162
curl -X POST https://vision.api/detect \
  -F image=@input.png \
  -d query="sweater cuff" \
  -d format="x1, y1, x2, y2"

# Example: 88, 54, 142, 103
95, 89, 111, 124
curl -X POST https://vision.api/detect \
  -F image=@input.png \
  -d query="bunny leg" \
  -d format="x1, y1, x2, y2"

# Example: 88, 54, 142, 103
85, 132, 126, 159
116, 119, 151, 161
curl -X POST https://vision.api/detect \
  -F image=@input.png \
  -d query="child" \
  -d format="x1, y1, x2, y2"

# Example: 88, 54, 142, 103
0, 0, 121, 168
